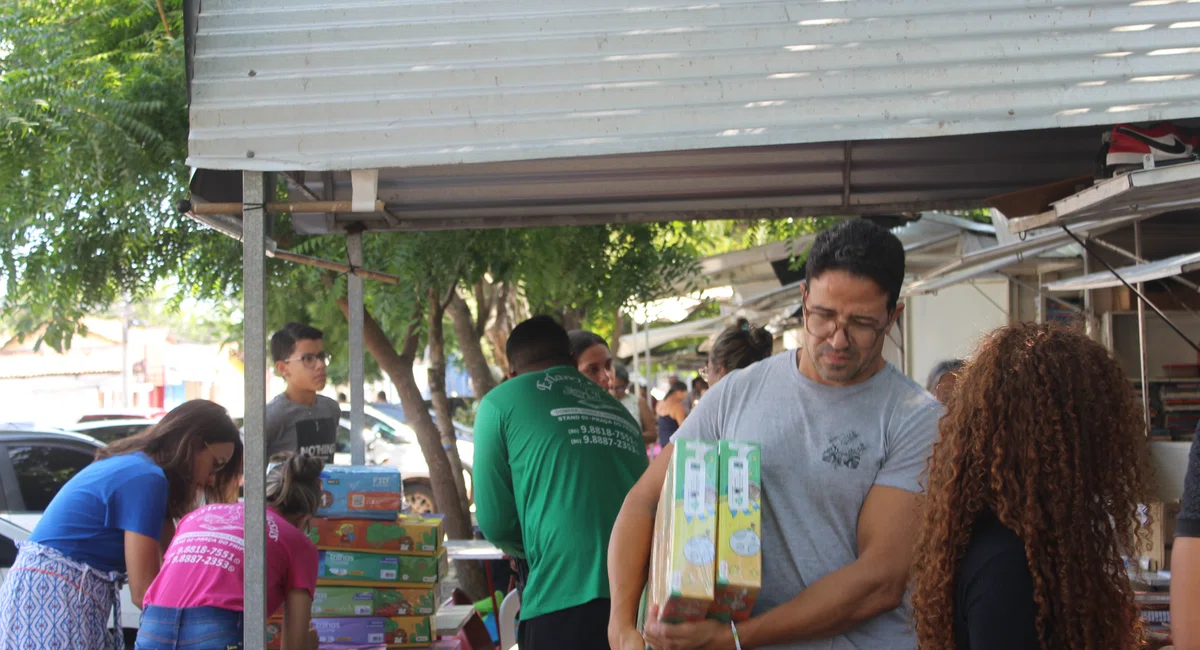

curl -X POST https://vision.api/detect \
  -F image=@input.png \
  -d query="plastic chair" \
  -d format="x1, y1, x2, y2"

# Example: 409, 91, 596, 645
498, 589, 521, 650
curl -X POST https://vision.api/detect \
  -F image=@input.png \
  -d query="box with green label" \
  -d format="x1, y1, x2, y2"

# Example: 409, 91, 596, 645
312, 586, 438, 617
317, 549, 447, 585
710, 440, 762, 622
648, 440, 717, 623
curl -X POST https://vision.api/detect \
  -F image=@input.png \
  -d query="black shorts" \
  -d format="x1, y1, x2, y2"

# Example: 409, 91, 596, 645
518, 598, 611, 650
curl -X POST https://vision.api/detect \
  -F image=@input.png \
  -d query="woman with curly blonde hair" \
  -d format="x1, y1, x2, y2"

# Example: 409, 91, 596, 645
910, 323, 1151, 650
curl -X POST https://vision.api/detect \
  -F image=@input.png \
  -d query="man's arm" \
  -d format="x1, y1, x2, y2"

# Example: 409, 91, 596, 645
740, 486, 918, 646
608, 443, 674, 650
472, 400, 524, 558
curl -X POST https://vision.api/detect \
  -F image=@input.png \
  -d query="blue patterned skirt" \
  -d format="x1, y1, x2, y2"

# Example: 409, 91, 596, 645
0, 541, 125, 650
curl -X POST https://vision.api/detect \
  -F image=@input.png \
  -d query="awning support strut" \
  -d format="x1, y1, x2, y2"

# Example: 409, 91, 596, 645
1060, 225, 1200, 354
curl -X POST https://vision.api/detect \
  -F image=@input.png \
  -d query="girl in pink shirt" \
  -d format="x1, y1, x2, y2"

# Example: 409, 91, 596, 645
136, 453, 324, 650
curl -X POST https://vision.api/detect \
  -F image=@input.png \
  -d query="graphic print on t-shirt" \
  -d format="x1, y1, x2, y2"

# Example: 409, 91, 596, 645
537, 370, 645, 457
821, 431, 868, 470
296, 417, 338, 462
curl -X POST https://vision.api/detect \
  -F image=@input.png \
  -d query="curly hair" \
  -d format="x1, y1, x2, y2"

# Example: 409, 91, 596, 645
910, 323, 1151, 650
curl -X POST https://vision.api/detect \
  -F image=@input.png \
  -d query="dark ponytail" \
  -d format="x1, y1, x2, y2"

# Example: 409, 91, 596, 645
711, 318, 773, 375
265, 452, 325, 520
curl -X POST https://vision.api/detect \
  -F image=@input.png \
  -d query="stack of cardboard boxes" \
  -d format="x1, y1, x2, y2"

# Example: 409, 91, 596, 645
267, 465, 449, 649
646, 439, 762, 628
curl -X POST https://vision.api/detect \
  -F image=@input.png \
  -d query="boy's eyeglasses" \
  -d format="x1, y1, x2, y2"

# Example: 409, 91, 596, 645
283, 352, 331, 369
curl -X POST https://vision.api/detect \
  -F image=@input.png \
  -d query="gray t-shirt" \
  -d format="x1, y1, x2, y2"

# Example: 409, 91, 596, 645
265, 393, 341, 462
673, 350, 940, 650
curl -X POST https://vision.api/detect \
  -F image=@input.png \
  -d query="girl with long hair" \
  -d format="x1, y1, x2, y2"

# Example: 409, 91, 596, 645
0, 399, 243, 650
569, 329, 615, 391
701, 317, 773, 385
910, 323, 1151, 650
135, 453, 324, 650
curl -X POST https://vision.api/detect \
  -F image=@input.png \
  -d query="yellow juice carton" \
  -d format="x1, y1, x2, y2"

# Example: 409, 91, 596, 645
648, 440, 718, 622
711, 440, 762, 622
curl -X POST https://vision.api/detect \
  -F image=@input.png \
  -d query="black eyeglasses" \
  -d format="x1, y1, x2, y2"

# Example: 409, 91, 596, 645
802, 302, 891, 349
283, 352, 331, 370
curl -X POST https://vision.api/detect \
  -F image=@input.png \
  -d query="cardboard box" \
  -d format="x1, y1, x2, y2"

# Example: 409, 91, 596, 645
313, 617, 388, 646
309, 514, 444, 555
265, 616, 283, 650
318, 465, 403, 520
711, 441, 762, 622
318, 549, 448, 585
383, 616, 435, 647
312, 616, 433, 648
312, 585, 438, 617
648, 440, 717, 623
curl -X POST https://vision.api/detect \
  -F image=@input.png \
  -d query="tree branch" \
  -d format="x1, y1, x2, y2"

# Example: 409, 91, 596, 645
155, 0, 173, 38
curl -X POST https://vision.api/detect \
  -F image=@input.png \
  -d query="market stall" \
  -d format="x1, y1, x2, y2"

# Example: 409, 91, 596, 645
181, 0, 1200, 647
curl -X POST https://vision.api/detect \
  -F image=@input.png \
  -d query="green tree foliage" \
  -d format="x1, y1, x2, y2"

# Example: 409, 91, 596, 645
0, 0, 240, 351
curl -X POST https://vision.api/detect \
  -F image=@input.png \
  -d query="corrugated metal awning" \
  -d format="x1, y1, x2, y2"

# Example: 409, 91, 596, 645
185, 0, 1200, 230
903, 212, 1152, 295
1043, 250, 1200, 292
1008, 161, 1200, 233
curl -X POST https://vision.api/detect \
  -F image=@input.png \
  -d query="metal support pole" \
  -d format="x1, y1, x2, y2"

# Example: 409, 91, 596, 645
644, 312, 652, 391
1135, 223, 1152, 435
1035, 272, 1044, 324
348, 230, 366, 466
631, 316, 640, 399
242, 171, 267, 650
1083, 242, 1098, 340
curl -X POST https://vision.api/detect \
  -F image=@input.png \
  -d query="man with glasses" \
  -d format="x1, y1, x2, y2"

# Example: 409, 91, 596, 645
266, 322, 339, 462
608, 220, 941, 650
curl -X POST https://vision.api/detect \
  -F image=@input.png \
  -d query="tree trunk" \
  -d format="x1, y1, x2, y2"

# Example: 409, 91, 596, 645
447, 289, 497, 399
560, 306, 588, 331
333, 296, 489, 599
427, 289, 471, 515
485, 282, 517, 378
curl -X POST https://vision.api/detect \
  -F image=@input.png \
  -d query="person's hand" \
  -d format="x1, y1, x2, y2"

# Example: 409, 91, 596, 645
609, 624, 649, 650
305, 628, 320, 650
643, 605, 733, 650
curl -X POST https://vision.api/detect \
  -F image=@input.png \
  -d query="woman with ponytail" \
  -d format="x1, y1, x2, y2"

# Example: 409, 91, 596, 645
135, 453, 325, 650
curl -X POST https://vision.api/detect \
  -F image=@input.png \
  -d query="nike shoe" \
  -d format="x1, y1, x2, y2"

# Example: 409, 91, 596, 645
1103, 122, 1199, 176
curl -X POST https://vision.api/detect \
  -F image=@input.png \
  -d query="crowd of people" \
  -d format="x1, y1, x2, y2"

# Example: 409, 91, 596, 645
474, 219, 1180, 650
0, 218, 1193, 650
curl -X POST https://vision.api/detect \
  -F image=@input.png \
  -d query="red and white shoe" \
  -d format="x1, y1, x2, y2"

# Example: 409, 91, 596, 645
1104, 123, 1199, 175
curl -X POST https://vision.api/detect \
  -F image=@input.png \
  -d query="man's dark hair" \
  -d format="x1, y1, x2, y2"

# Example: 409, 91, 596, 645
270, 322, 324, 362
613, 364, 631, 385
805, 219, 906, 310
667, 381, 688, 396
507, 316, 573, 374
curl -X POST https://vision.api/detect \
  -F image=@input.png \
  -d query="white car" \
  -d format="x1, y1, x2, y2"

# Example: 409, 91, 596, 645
0, 428, 141, 647
337, 404, 475, 514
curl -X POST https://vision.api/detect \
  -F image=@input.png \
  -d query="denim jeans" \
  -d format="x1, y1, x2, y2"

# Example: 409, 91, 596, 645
135, 606, 244, 650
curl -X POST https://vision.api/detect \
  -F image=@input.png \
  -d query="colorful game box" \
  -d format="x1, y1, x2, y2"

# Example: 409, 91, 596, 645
312, 585, 438, 617
648, 440, 718, 623
265, 616, 283, 649
318, 549, 448, 585
312, 616, 433, 648
317, 465, 403, 520
711, 440, 762, 622
309, 513, 444, 555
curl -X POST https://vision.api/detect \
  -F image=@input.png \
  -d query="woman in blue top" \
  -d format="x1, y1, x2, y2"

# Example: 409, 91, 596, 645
0, 399, 243, 650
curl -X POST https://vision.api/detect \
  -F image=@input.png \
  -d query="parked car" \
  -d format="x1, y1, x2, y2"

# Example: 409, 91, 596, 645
66, 418, 156, 445
337, 404, 475, 514
77, 408, 166, 423
0, 428, 140, 646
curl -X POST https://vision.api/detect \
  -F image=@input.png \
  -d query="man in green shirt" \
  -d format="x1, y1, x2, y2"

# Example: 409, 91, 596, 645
475, 316, 650, 650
